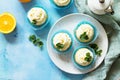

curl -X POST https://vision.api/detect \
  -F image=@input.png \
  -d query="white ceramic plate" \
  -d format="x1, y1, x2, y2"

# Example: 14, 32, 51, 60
47, 13, 108, 74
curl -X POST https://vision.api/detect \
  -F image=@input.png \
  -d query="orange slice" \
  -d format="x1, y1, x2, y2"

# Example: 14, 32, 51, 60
19, 0, 31, 3
0, 12, 16, 34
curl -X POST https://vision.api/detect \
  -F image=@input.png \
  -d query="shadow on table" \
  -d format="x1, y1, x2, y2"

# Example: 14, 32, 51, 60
50, 60, 86, 80
20, 0, 37, 12
4, 27, 18, 44
53, 65, 86, 80
20, 0, 51, 13
49, 60, 86, 80
34, 21, 51, 40
61, 71, 86, 80
4, 23, 24, 44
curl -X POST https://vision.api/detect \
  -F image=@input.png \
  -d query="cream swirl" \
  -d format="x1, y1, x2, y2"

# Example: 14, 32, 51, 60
53, 32, 71, 51
75, 48, 93, 66
27, 7, 47, 26
53, 0, 71, 6
76, 24, 94, 42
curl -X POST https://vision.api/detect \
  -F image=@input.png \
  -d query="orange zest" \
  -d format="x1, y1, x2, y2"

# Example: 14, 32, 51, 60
0, 12, 16, 34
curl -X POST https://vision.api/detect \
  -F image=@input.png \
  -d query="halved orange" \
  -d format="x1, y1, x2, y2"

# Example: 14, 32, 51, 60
19, 0, 31, 3
0, 12, 16, 34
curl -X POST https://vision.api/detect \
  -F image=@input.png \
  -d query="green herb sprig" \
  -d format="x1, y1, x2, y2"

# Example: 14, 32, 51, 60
29, 35, 43, 48
56, 43, 64, 49
89, 44, 102, 56
32, 19, 37, 24
80, 32, 89, 41
84, 52, 92, 62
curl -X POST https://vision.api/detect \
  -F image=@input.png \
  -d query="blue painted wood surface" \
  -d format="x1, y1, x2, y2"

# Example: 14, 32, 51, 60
0, 0, 85, 80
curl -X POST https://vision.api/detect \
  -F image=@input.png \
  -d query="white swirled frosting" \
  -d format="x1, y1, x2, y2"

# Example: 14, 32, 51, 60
53, 32, 71, 51
53, 0, 71, 6
75, 48, 93, 66
27, 7, 47, 26
76, 24, 94, 42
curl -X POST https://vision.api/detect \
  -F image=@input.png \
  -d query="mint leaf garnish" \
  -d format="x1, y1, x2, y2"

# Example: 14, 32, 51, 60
89, 44, 102, 56
29, 35, 43, 48
29, 35, 36, 42
32, 19, 37, 24
56, 43, 64, 49
84, 52, 92, 62
80, 32, 89, 41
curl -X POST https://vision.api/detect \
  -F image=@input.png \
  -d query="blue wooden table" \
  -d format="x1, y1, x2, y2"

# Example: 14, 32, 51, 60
0, 0, 85, 80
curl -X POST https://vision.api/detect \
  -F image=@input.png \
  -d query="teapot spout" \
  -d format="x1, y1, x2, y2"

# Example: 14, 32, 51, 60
104, 6, 114, 14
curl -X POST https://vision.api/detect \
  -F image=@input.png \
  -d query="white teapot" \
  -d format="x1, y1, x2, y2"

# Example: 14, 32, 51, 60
87, 0, 114, 15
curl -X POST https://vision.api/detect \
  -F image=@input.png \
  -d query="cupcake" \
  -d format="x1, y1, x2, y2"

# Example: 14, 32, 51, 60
52, 31, 72, 52
51, 0, 73, 8
75, 21, 98, 44
72, 46, 95, 69
27, 7, 48, 29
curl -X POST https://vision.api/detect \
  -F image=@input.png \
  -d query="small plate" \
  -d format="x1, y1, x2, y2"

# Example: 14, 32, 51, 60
47, 13, 108, 74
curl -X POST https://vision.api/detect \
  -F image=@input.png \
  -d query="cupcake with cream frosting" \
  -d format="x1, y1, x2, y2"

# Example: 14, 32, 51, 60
52, 30, 72, 52
72, 46, 95, 69
27, 7, 48, 29
75, 21, 98, 44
